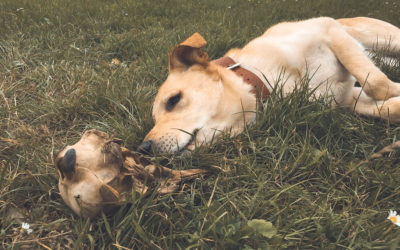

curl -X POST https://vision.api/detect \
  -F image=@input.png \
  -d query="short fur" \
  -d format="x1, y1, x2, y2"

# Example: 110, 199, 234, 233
143, 17, 400, 154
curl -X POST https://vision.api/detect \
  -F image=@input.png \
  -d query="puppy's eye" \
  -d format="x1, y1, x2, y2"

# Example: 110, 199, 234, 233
166, 92, 182, 111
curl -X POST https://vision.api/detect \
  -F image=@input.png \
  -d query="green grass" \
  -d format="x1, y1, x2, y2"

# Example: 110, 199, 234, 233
1, 0, 400, 248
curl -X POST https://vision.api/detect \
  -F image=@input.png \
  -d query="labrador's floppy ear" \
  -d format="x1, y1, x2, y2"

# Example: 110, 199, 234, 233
169, 32, 209, 72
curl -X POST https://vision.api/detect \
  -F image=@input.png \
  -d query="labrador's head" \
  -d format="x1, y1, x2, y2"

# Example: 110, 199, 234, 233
55, 129, 208, 218
139, 33, 256, 154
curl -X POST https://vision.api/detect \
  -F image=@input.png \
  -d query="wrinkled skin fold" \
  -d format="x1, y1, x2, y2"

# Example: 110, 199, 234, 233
55, 129, 209, 218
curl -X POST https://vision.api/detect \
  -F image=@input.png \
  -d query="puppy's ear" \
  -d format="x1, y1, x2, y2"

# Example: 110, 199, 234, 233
99, 183, 120, 202
110, 138, 123, 145
169, 32, 209, 72
103, 139, 124, 162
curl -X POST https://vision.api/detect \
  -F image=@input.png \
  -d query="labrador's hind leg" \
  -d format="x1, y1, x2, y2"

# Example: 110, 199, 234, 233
328, 19, 400, 100
338, 17, 400, 56
350, 87, 400, 123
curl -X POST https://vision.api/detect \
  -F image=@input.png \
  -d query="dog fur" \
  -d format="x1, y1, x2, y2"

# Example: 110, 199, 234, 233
142, 17, 400, 154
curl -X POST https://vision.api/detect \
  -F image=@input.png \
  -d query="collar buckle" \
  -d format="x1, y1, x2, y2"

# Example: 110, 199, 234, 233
226, 62, 241, 70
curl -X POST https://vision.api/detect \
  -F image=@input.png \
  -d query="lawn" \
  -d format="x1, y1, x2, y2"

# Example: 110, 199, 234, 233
1, 0, 400, 248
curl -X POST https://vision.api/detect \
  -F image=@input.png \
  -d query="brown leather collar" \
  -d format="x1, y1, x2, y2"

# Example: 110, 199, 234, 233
212, 56, 270, 100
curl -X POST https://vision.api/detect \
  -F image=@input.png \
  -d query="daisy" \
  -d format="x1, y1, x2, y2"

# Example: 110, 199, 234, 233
21, 222, 33, 234
387, 210, 400, 226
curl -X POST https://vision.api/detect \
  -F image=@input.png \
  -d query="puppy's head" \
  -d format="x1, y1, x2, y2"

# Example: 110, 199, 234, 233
56, 129, 210, 218
141, 33, 256, 154
55, 130, 130, 218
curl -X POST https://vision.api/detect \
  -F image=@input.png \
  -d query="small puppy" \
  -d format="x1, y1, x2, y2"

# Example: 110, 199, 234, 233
55, 129, 208, 217
140, 17, 400, 154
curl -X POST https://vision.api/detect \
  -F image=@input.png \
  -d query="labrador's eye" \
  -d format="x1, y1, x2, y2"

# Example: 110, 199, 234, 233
166, 92, 182, 111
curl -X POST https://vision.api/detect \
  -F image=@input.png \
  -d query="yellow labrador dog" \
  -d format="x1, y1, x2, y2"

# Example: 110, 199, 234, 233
140, 17, 400, 154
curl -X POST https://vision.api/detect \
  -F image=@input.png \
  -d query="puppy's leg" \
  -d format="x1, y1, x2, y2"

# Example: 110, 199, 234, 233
328, 21, 400, 100
337, 17, 400, 55
350, 87, 400, 123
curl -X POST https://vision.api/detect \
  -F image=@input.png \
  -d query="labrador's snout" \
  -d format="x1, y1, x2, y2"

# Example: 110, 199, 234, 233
137, 140, 153, 155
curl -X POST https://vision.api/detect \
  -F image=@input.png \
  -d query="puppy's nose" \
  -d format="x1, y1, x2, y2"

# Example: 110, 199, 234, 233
63, 148, 76, 172
137, 140, 153, 155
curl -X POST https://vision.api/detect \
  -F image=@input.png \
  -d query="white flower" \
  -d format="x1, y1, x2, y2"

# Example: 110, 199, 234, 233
387, 210, 400, 226
21, 222, 33, 234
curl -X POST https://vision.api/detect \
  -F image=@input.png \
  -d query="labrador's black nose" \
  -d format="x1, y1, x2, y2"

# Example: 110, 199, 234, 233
137, 140, 153, 155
